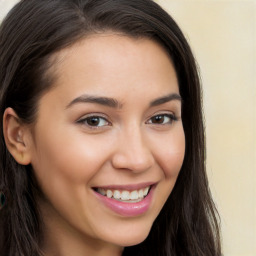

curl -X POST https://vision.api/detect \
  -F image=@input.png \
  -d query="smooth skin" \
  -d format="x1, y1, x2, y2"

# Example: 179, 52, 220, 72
4, 34, 185, 256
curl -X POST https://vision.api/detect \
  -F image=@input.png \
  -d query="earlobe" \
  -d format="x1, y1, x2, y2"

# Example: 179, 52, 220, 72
3, 108, 32, 165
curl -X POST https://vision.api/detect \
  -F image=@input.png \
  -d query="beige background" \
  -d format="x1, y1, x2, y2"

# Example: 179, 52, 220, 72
1, 0, 256, 255
155, 1, 256, 256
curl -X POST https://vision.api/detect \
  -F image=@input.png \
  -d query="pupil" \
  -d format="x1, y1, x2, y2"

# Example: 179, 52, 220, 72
87, 117, 99, 126
154, 115, 164, 123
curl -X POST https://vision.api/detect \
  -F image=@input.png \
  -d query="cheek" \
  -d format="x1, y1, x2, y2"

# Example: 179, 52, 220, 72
153, 128, 185, 178
30, 129, 110, 195
30, 131, 112, 224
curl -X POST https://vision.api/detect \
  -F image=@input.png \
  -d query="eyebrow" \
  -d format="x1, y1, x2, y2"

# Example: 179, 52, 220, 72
66, 93, 182, 109
150, 93, 182, 106
66, 95, 122, 109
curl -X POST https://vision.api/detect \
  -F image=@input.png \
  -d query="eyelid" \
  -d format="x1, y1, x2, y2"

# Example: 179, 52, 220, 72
146, 112, 178, 125
76, 113, 111, 128
77, 112, 108, 120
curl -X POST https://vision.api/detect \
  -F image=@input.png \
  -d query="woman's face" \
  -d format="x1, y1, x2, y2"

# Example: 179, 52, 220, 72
28, 34, 185, 252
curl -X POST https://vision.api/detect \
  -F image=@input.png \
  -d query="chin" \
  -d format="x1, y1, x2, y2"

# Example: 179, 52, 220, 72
109, 225, 151, 247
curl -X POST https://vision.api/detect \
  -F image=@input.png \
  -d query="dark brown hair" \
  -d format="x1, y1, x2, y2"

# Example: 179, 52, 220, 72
0, 0, 221, 255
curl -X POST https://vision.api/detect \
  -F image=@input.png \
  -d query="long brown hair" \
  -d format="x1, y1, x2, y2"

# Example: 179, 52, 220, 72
0, 0, 221, 255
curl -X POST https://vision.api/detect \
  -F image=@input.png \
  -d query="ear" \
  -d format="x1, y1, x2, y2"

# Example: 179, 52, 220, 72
3, 108, 32, 165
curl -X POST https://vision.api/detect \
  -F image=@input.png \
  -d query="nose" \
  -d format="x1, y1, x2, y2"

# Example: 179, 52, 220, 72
111, 126, 155, 173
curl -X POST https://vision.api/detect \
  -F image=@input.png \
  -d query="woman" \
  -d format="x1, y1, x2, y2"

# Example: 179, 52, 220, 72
0, 0, 221, 255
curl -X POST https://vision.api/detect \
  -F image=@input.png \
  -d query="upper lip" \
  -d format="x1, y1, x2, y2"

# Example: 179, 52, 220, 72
93, 182, 156, 191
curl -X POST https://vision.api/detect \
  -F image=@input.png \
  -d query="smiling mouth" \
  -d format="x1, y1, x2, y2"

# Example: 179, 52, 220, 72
94, 186, 151, 203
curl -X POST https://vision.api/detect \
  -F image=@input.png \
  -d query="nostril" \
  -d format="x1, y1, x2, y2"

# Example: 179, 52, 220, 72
111, 131, 154, 172
111, 151, 154, 173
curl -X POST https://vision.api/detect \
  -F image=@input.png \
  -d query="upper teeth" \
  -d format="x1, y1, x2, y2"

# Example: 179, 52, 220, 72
96, 186, 150, 202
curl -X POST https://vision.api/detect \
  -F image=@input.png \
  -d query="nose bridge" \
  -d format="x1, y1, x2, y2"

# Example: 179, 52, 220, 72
112, 123, 154, 172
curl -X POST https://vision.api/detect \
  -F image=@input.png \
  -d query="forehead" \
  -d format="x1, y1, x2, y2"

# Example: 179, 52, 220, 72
39, 34, 179, 108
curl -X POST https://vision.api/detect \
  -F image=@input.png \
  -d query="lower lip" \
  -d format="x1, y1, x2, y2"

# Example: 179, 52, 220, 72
93, 187, 154, 217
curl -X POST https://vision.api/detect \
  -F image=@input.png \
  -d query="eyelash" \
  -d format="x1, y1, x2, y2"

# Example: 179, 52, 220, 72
77, 114, 110, 129
77, 113, 178, 129
146, 113, 178, 125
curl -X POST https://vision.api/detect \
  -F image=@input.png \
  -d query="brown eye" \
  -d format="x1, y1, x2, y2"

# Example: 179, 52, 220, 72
86, 117, 101, 126
148, 114, 176, 125
151, 115, 165, 124
78, 116, 110, 127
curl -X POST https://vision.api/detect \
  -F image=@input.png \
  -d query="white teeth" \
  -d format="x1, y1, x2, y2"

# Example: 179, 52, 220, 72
106, 190, 113, 198
97, 186, 151, 201
113, 190, 121, 200
98, 188, 106, 196
138, 189, 144, 199
121, 191, 130, 200
130, 190, 139, 200
143, 187, 149, 196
